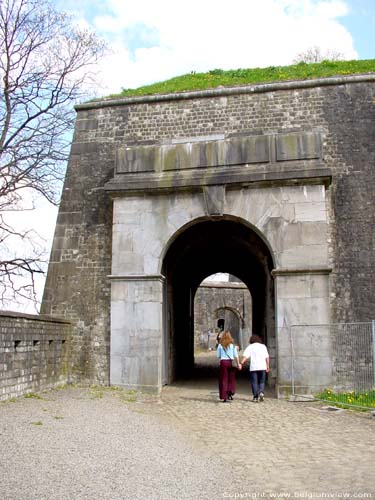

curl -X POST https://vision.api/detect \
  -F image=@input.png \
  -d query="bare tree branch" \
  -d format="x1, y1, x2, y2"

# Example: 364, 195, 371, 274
293, 45, 345, 64
0, 0, 106, 306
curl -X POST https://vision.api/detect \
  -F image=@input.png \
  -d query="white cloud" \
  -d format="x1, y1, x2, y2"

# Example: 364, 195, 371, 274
80, 0, 358, 94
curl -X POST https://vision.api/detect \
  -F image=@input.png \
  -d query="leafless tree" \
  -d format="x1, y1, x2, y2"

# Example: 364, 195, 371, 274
293, 45, 345, 64
0, 0, 106, 308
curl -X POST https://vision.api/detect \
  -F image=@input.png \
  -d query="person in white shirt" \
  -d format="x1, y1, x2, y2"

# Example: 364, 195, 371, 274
241, 334, 270, 402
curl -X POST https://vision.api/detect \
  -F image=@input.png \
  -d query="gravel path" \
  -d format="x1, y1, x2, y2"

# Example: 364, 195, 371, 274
0, 386, 240, 500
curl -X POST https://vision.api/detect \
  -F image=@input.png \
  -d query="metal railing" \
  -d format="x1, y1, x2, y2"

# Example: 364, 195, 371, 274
290, 322, 375, 410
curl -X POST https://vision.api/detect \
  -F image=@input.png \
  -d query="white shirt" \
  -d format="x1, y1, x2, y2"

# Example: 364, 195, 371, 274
243, 342, 269, 371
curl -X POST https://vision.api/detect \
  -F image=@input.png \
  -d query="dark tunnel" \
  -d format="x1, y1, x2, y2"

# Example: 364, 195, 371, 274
162, 217, 275, 382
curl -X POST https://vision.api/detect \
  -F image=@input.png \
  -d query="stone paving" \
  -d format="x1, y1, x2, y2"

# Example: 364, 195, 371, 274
144, 352, 375, 498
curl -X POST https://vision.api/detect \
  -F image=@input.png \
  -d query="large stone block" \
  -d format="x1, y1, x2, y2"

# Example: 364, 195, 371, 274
112, 251, 144, 275
294, 201, 327, 222
110, 277, 163, 391
278, 355, 332, 390
279, 244, 328, 268
276, 274, 328, 299
276, 132, 322, 161
277, 296, 330, 327
116, 145, 158, 173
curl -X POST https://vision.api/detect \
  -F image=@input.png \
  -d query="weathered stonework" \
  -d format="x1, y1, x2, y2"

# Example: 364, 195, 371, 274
0, 312, 71, 400
41, 75, 375, 396
194, 281, 252, 349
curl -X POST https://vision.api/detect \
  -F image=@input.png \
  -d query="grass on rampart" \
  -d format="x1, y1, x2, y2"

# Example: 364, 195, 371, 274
109, 59, 375, 99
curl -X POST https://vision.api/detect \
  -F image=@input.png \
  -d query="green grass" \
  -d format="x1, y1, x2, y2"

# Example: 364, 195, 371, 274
107, 59, 375, 99
88, 385, 138, 403
315, 388, 375, 410
119, 389, 138, 403
89, 385, 105, 399
1, 397, 17, 404
24, 392, 45, 400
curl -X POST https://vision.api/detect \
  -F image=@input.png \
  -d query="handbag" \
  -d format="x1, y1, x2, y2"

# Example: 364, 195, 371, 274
224, 346, 238, 369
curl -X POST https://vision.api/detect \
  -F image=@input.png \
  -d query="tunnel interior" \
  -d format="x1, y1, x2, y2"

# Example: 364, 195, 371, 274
162, 217, 275, 384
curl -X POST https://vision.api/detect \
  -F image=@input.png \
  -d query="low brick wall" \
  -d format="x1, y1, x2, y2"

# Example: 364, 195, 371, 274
0, 311, 71, 401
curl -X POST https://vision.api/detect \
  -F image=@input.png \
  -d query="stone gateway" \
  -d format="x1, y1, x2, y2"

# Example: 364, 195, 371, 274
41, 74, 375, 396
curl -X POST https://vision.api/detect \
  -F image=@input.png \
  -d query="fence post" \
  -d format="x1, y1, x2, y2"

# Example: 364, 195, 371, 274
290, 324, 295, 396
372, 320, 375, 386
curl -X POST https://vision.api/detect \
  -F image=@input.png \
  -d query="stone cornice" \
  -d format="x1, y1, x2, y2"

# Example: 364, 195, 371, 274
272, 267, 333, 277
199, 281, 247, 289
76, 73, 375, 111
105, 165, 332, 195
0, 310, 71, 324
108, 274, 165, 282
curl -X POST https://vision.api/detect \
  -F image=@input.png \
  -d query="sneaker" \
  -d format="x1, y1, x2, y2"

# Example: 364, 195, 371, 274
252, 397, 258, 403
259, 392, 264, 402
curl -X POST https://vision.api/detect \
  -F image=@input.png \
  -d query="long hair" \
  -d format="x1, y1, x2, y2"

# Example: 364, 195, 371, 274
249, 334, 263, 344
220, 330, 234, 348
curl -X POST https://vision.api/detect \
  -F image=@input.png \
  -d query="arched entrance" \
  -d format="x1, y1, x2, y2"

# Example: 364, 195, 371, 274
214, 306, 242, 346
162, 217, 275, 385
108, 180, 331, 397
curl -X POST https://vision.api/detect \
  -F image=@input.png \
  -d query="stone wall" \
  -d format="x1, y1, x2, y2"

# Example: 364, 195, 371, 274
42, 75, 375, 385
0, 312, 71, 401
194, 281, 252, 349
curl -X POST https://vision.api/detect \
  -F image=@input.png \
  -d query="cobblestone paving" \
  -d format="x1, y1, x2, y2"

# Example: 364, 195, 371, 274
142, 353, 375, 498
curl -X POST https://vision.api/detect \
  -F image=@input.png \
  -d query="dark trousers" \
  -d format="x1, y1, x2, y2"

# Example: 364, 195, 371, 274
219, 359, 236, 400
250, 370, 266, 398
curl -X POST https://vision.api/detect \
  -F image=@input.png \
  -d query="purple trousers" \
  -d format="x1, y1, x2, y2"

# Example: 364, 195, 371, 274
218, 359, 236, 400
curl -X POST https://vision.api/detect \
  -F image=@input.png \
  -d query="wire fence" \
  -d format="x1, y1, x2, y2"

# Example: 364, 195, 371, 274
290, 322, 375, 410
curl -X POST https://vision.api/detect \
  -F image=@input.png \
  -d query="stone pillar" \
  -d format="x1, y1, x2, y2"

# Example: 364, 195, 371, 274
273, 269, 332, 397
109, 275, 164, 393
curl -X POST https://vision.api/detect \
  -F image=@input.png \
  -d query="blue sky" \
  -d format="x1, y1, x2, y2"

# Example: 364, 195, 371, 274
53, 0, 374, 95
339, 0, 374, 58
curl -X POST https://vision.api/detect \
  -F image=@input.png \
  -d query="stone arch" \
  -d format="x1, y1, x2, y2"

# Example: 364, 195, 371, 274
159, 214, 276, 275
214, 305, 244, 327
161, 216, 275, 384
214, 306, 243, 346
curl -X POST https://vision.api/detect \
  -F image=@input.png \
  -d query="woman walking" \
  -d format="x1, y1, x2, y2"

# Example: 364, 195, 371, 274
216, 330, 240, 402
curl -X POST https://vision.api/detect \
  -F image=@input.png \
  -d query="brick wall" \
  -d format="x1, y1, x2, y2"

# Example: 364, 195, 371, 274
0, 311, 71, 401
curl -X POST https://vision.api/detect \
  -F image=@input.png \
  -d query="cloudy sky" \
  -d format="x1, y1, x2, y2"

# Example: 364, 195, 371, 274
55, 0, 374, 96
5, 0, 375, 311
